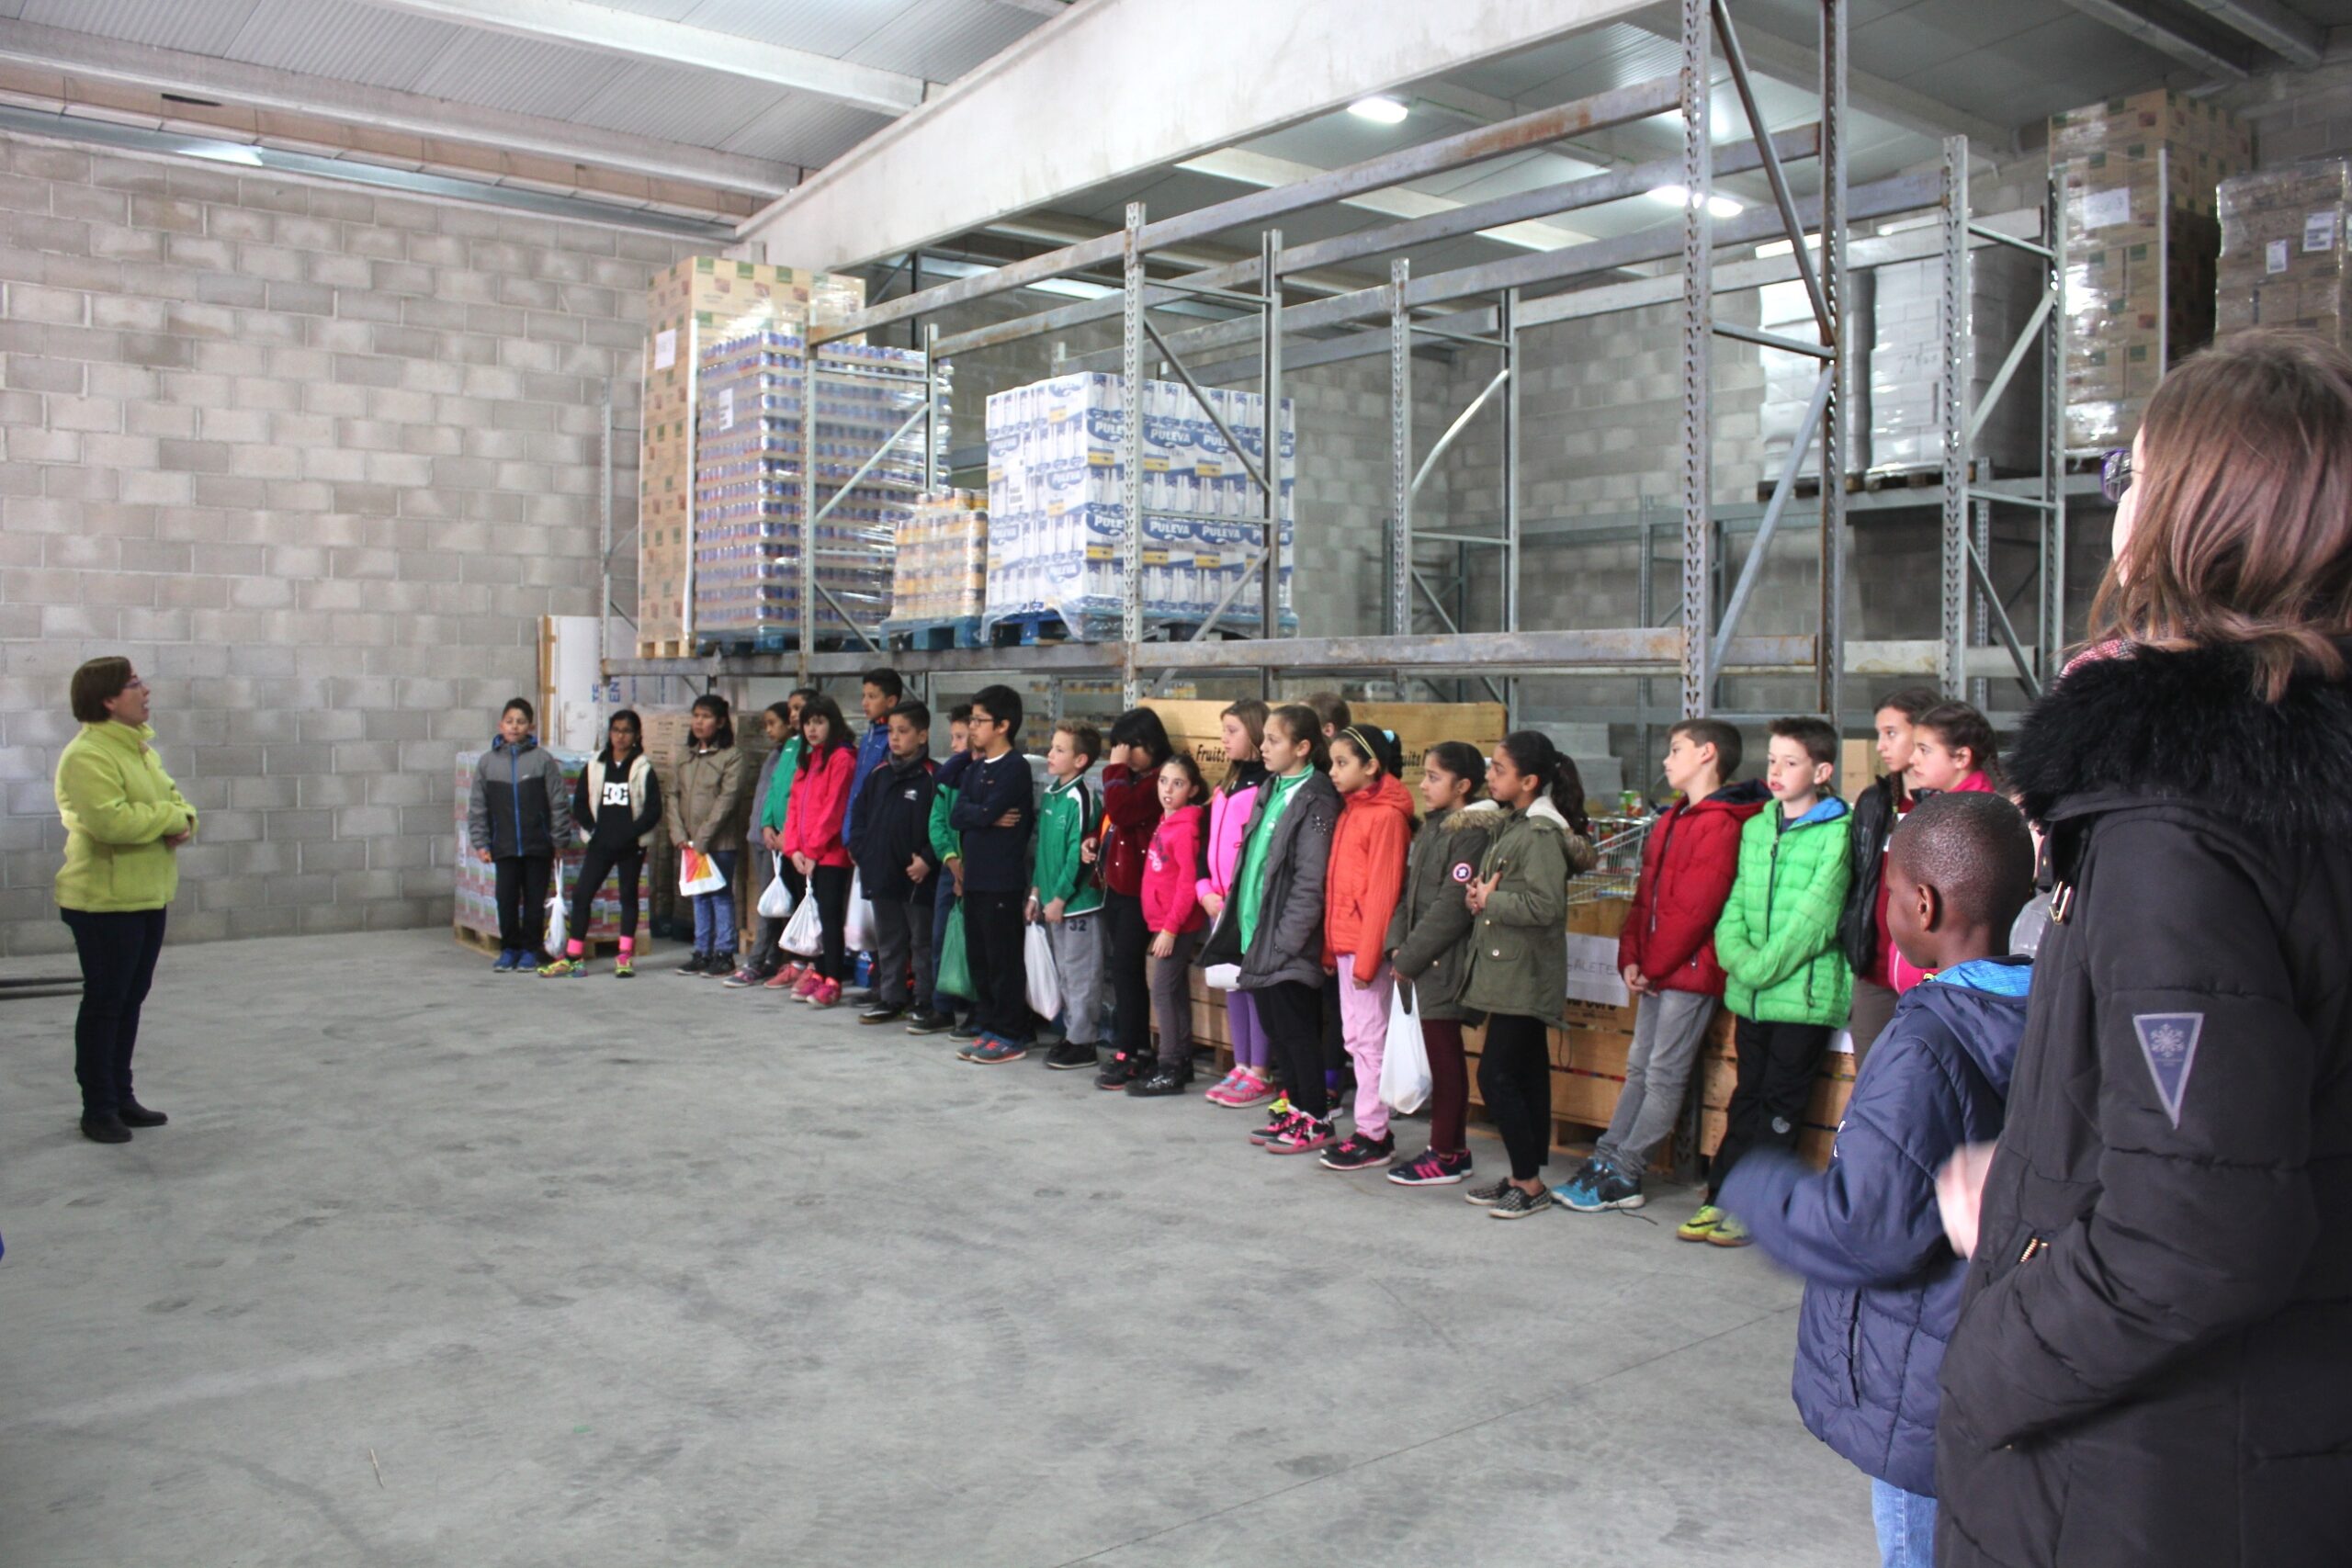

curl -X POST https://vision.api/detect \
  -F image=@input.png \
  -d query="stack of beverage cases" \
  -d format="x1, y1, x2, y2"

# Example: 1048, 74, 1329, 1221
471, 672, 2030, 1556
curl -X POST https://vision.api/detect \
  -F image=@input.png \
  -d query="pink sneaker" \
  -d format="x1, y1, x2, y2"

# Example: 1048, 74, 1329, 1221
792, 971, 824, 1001
808, 977, 842, 1009
764, 964, 803, 991
1203, 1069, 1244, 1104
1218, 1070, 1276, 1109
1267, 1116, 1336, 1156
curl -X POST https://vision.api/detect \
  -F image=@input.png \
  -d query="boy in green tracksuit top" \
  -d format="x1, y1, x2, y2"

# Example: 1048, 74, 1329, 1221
1031, 721, 1106, 1071
1686, 715, 1853, 1247
908, 705, 974, 1036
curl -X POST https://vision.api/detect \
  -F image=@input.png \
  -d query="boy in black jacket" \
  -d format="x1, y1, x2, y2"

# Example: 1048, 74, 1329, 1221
947, 684, 1035, 1063
848, 700, 939, 1026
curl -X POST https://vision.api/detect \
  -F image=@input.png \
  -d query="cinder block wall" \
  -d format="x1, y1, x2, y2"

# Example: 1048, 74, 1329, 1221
0, 131, 699, 956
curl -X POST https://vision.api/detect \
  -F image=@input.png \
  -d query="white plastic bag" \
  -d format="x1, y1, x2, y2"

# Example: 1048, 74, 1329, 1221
781, 888, 824, 956
842, 871, 875, 953
1379, 981, 1432, 1113
757, 853, 794, 919
678, 846, 726, 897
1023, 921, 1061, 1021
1202, 963, 1242, 991
543, 863, 569, 956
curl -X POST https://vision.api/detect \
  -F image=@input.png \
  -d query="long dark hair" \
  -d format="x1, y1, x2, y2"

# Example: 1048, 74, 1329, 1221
1161, 752, 1209, 807
1333, 724, 1404, 781
605, 706, 641, 763
800, 694, 850, 759
1425, 739, 1487, 800
690, 692, 734, 750
2092, 330, 2352, 701
1498, 729, 1589, 835
1109, 706, 1172, 770
1266, 704, 1329, 773
1914, 700, 2001, 786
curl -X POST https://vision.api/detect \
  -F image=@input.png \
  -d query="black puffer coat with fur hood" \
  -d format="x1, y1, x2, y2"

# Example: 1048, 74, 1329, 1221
1936, 641, 2352, 1568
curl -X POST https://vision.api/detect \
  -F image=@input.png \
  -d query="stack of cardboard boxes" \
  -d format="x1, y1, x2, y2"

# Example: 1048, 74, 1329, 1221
637, 258, 866, 652
885, 491, 989, 630
2217, 158, 2352, 345
2051, 90, 2252, 451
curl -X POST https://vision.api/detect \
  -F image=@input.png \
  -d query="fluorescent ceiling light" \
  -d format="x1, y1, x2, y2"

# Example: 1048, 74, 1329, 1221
1348, 96, 1408, 125
1646, 183, 1744, 219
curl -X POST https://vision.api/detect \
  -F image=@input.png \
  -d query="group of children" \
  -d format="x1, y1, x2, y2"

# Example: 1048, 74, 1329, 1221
468, 674, 2042, 1560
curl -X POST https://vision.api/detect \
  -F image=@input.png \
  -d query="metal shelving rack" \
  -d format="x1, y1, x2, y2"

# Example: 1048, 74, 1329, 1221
604, 0, 2074, 738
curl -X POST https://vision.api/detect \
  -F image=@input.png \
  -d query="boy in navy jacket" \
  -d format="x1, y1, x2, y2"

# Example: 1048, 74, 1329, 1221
1721, 791, 2036, 1568
848, 699, 938, 1026
946, 684, 1035, 1063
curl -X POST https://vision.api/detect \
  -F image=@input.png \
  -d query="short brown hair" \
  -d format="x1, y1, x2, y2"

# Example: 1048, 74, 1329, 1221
1668, 717, 1743, 779
1301, 691, 1351, 732
2093, 330, 2352, 700
1768, 716, 1839, 770
70, 657, 135, 724
1053, 720, 1102, 769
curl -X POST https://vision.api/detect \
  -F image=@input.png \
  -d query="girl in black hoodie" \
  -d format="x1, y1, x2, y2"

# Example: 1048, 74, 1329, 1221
542, 709, 662, 977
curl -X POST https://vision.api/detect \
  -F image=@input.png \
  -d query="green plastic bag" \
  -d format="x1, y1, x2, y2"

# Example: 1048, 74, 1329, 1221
935, 903, 972, 1003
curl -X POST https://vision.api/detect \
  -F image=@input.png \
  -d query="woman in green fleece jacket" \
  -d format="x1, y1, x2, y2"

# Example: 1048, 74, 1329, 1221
53, 657, 197, 1145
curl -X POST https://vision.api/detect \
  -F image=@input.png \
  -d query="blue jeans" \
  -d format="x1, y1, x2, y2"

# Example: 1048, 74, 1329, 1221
691, 849, 741, 958
1870, 1477, 1936, 1568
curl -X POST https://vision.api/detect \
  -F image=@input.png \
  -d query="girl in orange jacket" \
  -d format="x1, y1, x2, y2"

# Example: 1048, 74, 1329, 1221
1317, 725, 1417, 1171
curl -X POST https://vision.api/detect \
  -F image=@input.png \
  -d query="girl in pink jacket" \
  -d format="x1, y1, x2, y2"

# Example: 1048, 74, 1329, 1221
1129, 757, 1211, 1099
1198, 700, 1274, 1107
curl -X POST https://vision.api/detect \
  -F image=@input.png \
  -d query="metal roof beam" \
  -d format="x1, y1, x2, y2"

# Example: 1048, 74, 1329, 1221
2046, 0, 2255, 78
739, 0, 1668, 273
0, 17, 798, 195
351, 0, 929, 115
2177, 0, 2324, 66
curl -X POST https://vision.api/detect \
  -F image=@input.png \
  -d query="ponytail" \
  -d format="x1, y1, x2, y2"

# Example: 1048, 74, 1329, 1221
1333, 724, 1404, 782
1498, 728, 1589, 837
1425, 740, 1486, 799
1267, 704, 1329, 772
1915, 700, 2002, 788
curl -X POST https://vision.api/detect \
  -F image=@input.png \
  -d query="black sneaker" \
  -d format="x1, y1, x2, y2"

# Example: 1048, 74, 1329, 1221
1317, 1131, 1396, 1171
118, 1100, 168, 1128
949, 1021, 984, 1042
1489, 1185, 1553, 1220
1093, 1051, 1143, 1090
1464, 1179, 1511, 1208
1125, 1061, 1193, 1097
1045, 1041, 1098, 1071
903, 1009, 955, 1035
674, 952, 711, 976
857, 1005, 906, 1026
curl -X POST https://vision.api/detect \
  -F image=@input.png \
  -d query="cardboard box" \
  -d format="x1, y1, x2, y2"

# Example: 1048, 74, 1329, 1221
2218, 160, 2352, 349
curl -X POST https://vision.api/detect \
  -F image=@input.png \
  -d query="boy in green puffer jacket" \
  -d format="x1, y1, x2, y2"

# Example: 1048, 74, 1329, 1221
1686, 716, 1852, 1247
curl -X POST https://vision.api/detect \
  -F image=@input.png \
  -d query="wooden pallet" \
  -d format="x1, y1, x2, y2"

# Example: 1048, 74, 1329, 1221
636, 637, 692, 660
453, 922, 628, 959
882, 615, 984, 651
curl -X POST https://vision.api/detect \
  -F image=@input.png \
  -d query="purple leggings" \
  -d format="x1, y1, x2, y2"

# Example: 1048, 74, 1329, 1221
1225, 989, 1268, 1069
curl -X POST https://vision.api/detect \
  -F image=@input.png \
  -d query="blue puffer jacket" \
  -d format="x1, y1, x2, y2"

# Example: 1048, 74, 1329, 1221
1720, 957, 2030, 1496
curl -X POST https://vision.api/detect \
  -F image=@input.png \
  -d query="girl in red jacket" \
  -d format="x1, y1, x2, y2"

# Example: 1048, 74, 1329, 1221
1129, 755, 1211, 1098
783, 694, 857, 1008
1094, 707, 1170, 1089
1318, 726, 1417, 1171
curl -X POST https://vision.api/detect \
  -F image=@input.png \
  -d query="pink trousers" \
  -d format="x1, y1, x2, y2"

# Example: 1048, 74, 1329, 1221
1338, 963, 1396, 1139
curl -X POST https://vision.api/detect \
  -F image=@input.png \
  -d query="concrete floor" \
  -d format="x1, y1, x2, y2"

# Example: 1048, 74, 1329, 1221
0, 930, 1873, 1567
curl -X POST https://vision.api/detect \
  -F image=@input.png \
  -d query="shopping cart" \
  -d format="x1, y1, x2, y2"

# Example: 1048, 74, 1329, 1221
1570, 811, 1653, 907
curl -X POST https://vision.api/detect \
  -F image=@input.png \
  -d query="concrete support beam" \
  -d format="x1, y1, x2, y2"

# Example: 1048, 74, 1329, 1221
2047, 0, 2254, 78
2179, 0, 2324, 67
0, 17, 797, 195
739, 0, 1662, 270
353, 0, 928, 114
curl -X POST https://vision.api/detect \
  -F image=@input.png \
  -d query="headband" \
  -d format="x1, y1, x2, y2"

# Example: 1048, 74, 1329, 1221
1340, 726, 1396, 764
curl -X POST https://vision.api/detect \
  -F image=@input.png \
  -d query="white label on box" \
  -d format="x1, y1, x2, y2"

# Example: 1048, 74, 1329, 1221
653, 328, 676, 370
718, 387, 733, 430
1564, 932, 1630, 1009
2082, 186, 2131, 231
2306, 210, 2338, 253
2268, 239, 2292, 275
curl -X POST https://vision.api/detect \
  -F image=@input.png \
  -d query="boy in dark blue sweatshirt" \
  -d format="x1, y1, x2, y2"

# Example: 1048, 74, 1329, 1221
1721, 791, 2036, 1568
946, 683, 1035, 1063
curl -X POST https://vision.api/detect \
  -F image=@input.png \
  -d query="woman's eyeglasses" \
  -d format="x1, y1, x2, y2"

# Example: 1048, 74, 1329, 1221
2099, 447, 2133, 504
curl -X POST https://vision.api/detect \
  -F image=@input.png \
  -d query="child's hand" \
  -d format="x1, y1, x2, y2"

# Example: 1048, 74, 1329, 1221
1024, 894, 1041, 924
476, 848, 493, 863
792, 852, 815, 876
1079, 836, 1098, 864
1465, 873, 1498, 914
1150, 930, 1175, 959
907, 855, 929, 884
1936, 1142, 1999, 1258
950, 863, 964, 897
994, 808, 1022, 829
1623, 964, 1650, 994
1200, 889, 1224, 917
1044, 897, 1065, 924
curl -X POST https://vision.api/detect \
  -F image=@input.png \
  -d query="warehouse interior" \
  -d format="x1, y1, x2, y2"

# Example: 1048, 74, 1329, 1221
2, 0, 2349, 1562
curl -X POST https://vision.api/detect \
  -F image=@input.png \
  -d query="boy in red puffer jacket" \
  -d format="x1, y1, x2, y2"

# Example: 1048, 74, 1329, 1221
1557, 717, 1767, 1213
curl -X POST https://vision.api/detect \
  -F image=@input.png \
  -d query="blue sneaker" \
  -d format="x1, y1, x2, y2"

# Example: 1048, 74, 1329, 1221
492, 949, 520, 973
968, 1035, 1029, 1065
1558, 1159, 1646, 1213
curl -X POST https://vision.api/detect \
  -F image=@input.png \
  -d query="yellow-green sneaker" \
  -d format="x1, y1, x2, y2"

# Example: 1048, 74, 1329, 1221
536, 957, 581, 977
1677, 1203, 1725, 1243
1707, 1213, 1752, 1248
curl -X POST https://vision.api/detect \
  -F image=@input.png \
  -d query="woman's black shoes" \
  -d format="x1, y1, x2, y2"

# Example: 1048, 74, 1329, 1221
81, 1114, 130, 1144
119, 1101, 167, 1128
